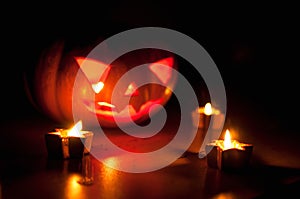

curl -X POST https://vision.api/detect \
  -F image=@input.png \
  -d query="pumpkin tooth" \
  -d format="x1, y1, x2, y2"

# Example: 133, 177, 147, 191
83, 100, 116, 112
84, 99, 165, 120
96, 102, 116, 111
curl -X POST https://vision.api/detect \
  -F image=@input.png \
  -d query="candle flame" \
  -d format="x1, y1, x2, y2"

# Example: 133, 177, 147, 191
197, 102, 221, 115
204, 103, 213, 115
214, 129, 245, 150
68, 120, 83, 137
224, 129, 232, 149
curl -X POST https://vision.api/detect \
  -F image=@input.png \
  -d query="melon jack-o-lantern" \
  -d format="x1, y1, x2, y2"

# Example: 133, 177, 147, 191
25, 39, 178, 128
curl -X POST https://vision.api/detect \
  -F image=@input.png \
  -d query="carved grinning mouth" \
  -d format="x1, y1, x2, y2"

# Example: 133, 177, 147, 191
76, 56, 174, 122
83, 99, 163, 119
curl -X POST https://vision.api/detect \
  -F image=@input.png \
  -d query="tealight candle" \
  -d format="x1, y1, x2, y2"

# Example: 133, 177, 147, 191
45, 120, 93, 159
189, 102, 225, 153
205, 129, 253, 171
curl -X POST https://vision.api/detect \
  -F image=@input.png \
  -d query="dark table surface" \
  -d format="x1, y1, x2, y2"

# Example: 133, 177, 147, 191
1, 110, 300, 199
1, 152, 300, 199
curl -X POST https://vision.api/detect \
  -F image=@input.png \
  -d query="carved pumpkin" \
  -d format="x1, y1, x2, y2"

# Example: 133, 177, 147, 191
25, 38, 178, 128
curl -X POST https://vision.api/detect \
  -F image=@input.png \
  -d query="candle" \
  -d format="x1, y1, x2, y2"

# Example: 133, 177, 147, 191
205, 129, 253, 171
189, 102, 225, 153
45, 120, 93, 159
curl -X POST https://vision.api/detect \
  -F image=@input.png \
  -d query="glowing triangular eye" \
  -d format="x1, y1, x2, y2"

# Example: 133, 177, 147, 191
92, 82, 104, 93
75, 57, 111, 83
149, 57, 174, 84
124, 82, 139, 96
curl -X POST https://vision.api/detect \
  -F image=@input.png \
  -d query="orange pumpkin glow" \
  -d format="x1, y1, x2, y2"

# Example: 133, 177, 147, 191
25, 39, 178, 128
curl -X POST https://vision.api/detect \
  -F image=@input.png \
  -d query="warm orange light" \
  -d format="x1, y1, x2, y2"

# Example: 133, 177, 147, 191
149, 57, 174, 84
66, 120, 83, 137
104, 157, 119, 169
224, 129, 232, 150
204, 103, 213, 115
197, 102, 221, 116
92, 81, 104, 93
75, 57, 111, 84
65, 174, 82, 198
217, 129, 244, 150
97, 102, 116, 108
124, 82, 139, 96
164, 87, 172, 95
100, 157, 121, 198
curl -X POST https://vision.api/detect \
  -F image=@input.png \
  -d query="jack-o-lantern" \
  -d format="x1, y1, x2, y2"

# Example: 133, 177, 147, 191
25, 38, 178, 128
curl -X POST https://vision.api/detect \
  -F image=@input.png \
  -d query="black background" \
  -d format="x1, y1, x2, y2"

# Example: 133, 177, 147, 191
1, 2, 300, 167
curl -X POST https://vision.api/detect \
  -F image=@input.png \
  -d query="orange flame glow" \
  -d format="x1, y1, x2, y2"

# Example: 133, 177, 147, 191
101, 157, 121, 198
149, 57, 174, 84
92, 81, 104, 93
212, 129, 246, 150
124, 82, 139, 96
224, 129, 232, 150
75, 57, 111, 84
65, 174, 83, 198
67, 120, 83, 137
204, 103, 213, 115
197, 102, 221, 115
221, 129, 244, 150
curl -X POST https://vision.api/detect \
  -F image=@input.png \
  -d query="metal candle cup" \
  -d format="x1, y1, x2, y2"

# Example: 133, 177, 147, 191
45, 121, 93, 159
190, 103, 225, 154
205, 130, 253, 171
